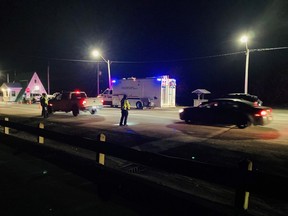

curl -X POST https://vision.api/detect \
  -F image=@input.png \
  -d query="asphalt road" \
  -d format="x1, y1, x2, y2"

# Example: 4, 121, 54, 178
1, 102, 288, 216
0, 103, 288, 176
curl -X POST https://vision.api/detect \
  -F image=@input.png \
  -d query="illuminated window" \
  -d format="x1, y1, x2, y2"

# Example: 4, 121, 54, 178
11, 91, 16, 96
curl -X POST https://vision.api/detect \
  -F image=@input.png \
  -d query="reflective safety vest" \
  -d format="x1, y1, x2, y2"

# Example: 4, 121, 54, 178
40, 96, 48, 106
121, 99, 130, 110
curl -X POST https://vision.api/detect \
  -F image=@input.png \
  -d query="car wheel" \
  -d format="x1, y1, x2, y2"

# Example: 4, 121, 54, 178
237, 123, 247, 129
72, 106, 79, 116
90, 109, 96, 115
236, 117, 251, 129
136, 101, 143, 109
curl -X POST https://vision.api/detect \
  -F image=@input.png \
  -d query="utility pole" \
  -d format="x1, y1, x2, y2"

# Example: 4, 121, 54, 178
97, 62, 100, 95
47, 61, 50, 94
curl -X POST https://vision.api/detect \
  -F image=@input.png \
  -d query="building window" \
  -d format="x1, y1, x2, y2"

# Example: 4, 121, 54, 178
35, 79, 37, 83
11, 91, 16, 97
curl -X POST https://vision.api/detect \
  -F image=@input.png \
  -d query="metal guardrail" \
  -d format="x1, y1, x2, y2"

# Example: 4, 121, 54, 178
0, 118, 287, 215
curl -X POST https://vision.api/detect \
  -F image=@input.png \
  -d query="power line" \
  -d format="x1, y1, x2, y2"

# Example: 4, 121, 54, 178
26, 55, 104, 63
113, 47, 288, 63
113, 51, 245, 64
250, 46, 288, 52
18, 46, 288, 64
28, 51, 246, 64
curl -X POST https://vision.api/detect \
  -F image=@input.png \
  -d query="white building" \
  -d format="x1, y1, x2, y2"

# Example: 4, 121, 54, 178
0, 72, 47, 102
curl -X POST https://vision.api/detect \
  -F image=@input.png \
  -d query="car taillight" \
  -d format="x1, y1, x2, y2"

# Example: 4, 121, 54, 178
82, 100, 86, 105
255, 110, 267, 117
101, 99, 104, 104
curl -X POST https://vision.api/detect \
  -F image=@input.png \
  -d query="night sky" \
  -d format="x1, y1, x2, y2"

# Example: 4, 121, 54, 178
1, 0, 288, 105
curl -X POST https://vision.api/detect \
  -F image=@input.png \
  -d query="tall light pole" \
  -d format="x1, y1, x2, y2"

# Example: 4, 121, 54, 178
97, 62, 100, 95
92, 50, 112, 90
240, 35, 250, 94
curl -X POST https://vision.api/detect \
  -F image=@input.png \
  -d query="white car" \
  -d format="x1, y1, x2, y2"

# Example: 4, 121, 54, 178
31, 93, 42, 102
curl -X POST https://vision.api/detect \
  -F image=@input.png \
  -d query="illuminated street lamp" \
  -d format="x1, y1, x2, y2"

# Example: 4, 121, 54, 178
240, 35, 250, 94
92, 50, 112, 90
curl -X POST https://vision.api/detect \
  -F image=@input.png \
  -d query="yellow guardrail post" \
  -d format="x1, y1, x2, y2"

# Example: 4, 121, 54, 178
243, 161, 253, 210
96, 133, 106, 165
4, 117, 9, 134
38, 122, 44, 144
235, 159, 253, 214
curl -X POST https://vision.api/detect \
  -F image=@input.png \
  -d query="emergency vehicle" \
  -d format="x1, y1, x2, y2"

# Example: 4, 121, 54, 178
98, 76, 176, 109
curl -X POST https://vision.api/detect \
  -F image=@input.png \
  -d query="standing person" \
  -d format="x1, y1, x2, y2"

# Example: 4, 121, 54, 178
40, 93, 48, 118
119, 94, 130, 126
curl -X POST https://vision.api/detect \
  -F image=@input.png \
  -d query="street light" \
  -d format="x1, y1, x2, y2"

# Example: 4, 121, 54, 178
92, 50, 112, 90
240, 35, 250, 94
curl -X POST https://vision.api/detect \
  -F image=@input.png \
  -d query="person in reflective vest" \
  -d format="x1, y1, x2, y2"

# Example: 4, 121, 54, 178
40, 93, 49, 118
119, 94, 130, 126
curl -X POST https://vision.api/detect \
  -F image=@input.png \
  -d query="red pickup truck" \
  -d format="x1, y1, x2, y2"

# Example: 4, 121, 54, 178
47, 91, 103, 116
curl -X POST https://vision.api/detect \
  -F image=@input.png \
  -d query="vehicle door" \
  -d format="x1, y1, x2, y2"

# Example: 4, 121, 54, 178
203, 101, 224, 123
102, 89, 113, 105
193, 101, 219, 123
56, 92, 70, 111
49, 93, 63, 111
215, 101, 240, 124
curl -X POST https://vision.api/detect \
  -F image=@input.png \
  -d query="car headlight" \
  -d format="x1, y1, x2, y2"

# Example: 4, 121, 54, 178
179, 108, 184, 113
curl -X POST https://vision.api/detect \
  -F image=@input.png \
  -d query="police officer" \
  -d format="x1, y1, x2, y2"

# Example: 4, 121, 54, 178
40, 93, 48, 118
119, 94, 130, 126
